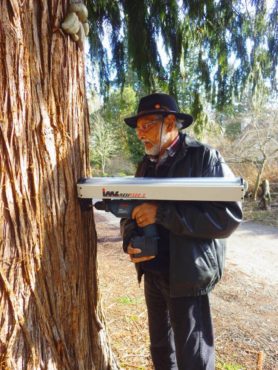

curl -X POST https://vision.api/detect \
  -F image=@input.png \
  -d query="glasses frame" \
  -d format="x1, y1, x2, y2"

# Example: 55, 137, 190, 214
135, 116, 164, 133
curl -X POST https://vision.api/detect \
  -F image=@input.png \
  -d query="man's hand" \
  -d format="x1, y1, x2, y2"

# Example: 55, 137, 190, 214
131, 202, 158, 228
127, 244, 156, 263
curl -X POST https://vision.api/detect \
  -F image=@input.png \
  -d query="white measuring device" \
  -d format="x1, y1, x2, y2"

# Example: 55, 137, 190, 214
77, 177, 244, 202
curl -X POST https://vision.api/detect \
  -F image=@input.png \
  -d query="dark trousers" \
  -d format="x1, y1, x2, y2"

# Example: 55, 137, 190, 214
144, 271, 215, 370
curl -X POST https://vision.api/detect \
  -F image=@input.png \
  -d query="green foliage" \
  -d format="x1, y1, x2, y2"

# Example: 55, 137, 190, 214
188, 91, 221, 141
125, 125, 145, 165
224, 121, 241, 139
96, 86, 144, 168
86, 0, 277, 111
105, 86, 144, 164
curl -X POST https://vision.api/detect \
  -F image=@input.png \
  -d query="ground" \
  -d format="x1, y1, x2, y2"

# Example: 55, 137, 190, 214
95, 211, 278, 370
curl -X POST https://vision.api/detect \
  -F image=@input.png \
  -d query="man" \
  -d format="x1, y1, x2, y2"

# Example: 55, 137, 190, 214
121, 93, 242, 370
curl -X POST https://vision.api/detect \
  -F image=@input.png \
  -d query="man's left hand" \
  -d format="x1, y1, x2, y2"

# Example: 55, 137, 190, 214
132, 202, 158, 228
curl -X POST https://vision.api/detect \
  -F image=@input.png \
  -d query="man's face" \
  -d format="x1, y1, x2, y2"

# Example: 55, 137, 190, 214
135, 115, 164, 156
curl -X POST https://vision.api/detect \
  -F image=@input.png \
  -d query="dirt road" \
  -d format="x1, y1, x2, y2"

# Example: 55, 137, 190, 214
95, 211, 278, 369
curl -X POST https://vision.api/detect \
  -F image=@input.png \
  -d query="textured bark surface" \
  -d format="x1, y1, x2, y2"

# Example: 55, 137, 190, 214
0, 1, 117, 368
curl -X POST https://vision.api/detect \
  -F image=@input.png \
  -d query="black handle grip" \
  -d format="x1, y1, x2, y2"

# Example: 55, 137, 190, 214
94, 201, 106, 211
131, 224, 158, 258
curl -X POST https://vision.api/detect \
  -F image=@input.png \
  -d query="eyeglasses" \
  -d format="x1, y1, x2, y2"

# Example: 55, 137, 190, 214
136, 118, 163, 133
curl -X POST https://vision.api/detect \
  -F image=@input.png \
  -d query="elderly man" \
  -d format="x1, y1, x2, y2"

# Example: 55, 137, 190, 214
121, 93, 242, 370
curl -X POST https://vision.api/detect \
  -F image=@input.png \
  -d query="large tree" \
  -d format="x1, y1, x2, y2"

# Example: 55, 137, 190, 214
0, 1, 116, 368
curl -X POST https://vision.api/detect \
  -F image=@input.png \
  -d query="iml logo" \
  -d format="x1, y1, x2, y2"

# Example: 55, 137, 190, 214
102, 189, 120, 197
102, 188, 146, 198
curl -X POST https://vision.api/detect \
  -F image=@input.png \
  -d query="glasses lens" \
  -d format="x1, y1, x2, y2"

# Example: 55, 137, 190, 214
137, 117, 162, 132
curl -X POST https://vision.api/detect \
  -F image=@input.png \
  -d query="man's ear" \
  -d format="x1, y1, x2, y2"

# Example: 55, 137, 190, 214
164, 114, 176, 132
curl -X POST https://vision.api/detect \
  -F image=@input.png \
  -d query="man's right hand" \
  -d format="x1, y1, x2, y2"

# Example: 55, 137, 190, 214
127, 244, 156, 264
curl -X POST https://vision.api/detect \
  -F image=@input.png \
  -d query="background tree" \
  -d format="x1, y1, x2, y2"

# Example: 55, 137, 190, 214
98, 86, 144, 167
90, 113, 118, 175
215, 65, 278, 199
87, 0, 277, 109
230, 107, 278, 199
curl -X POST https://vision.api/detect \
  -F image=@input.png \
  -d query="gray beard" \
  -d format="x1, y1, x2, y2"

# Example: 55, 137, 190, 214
144, 142, 160, 156
144, 131, 170, 156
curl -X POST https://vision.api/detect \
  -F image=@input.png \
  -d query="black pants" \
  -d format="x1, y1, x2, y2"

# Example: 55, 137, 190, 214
144, 271, 215, 370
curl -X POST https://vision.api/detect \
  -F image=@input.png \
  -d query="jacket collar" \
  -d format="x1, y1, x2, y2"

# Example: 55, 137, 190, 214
167, 133, 202, 176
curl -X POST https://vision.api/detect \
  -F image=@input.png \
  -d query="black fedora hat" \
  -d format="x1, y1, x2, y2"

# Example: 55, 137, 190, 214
124, 93, 193, 129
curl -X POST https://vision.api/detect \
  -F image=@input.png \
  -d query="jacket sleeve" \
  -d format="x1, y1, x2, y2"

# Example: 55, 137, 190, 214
156, 149, 243, 239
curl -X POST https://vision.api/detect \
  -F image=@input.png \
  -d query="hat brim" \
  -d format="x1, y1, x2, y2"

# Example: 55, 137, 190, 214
124, 110, 193, 129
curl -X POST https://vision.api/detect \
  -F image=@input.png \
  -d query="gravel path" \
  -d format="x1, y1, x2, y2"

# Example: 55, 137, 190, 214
227, 221, 278, 284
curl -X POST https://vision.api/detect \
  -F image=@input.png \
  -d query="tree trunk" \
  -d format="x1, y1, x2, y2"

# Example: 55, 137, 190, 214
253, 158, 267, 201
0, 1, 117, 368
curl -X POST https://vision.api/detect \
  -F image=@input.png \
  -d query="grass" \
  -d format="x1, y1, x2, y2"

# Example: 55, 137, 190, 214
217, 360, 246, 370
116, 296, 143, 305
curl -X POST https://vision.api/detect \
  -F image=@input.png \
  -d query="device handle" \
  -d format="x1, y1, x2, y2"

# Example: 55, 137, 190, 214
131, 223, 159, 258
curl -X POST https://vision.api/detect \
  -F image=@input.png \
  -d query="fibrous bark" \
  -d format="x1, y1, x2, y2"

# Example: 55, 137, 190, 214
0, 1, 117, 368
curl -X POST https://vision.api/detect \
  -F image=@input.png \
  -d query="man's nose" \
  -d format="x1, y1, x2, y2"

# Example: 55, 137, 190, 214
136, 129, 145, 140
